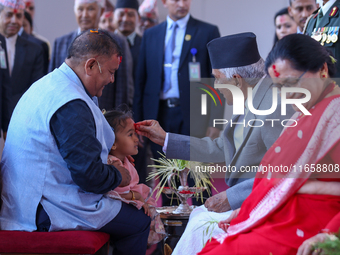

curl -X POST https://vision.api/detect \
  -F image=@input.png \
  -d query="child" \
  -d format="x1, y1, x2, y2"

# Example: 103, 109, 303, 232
104, 109, 165, 245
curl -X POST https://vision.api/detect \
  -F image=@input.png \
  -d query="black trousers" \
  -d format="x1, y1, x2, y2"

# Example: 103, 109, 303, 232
36, 203, 151, 255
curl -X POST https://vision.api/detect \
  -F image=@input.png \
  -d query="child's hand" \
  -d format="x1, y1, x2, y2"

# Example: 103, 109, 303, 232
126, 155, 135, 166
142, 203, 151, 217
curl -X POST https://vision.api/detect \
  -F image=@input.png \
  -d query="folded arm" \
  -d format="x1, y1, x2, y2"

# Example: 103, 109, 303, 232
50, 99, 123, 194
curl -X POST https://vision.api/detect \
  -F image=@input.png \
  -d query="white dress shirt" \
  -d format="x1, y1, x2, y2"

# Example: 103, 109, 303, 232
5, 34, 18, 76
126, 31, 137, 47
160, 13, 190, 100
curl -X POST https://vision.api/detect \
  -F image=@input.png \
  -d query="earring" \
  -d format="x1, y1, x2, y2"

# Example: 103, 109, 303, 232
322, 72, 328, 78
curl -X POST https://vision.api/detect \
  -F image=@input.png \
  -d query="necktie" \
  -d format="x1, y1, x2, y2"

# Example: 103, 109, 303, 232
163, 23, 178, 93
316, 9, 323, 28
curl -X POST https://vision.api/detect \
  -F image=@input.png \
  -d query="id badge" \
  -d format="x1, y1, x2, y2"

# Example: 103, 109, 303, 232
189, 62, 201, 81
0, 48, 7, 69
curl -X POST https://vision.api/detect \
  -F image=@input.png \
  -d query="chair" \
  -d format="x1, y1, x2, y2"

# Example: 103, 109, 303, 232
0, 163, 110, 255
0, 230, 110, 255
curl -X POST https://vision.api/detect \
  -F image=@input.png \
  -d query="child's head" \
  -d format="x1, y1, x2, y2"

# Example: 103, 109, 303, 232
104, 109, 139, 159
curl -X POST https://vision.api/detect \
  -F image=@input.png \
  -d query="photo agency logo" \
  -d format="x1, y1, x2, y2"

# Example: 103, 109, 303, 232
200, 80, 312, 128
198, 82, 223, 114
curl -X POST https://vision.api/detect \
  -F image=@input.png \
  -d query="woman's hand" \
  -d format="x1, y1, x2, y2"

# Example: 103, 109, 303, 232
126, 155, 135, 166
298, 180, 340, 196
297, 233, 330, 255
218, 208, 241, 232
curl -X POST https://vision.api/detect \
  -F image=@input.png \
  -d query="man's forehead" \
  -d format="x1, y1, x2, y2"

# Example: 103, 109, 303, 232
102, 54, 120, 65
75, 1, 98, 8
292, 0, 316, 7
3, 6, 24, 13
115, 7, 137, 14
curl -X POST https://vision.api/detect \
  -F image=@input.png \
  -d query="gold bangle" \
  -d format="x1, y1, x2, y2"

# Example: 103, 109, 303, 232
131, 190, 135, 200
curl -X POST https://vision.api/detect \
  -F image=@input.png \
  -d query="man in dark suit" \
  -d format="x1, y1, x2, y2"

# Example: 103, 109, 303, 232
0, 0, 44, 115
114, 0, 142, 80
0, 33, 11, 141
49, 0, 133, 110
304, 0, 340, 76
134, 0, 223, 158
113, 0, 148, 184
20, 11, 49, 74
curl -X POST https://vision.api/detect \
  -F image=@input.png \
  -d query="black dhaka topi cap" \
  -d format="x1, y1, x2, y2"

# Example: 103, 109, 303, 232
116, 0, 139, 10
207, 32, 261, 69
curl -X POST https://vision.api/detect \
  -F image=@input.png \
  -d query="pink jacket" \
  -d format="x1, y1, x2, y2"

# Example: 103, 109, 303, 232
106, 155, 156, 209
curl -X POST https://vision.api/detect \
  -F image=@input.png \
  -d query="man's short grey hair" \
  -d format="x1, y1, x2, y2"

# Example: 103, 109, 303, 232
219, 58, 266, 86
289, 0, 316, 6
74, 0, 104, 13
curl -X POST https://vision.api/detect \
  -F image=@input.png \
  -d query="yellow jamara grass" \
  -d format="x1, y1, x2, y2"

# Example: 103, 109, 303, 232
147, 153, 217, 202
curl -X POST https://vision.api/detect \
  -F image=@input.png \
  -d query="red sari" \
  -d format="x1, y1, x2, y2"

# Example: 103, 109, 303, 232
199, 95, 340, 255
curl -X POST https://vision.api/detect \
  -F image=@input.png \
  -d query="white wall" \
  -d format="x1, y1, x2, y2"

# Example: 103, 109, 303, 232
34, 0, 288, 59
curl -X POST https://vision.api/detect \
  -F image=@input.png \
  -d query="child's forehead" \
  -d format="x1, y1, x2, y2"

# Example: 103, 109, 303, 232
119, 118, 135, 131
125, 118, 135, 125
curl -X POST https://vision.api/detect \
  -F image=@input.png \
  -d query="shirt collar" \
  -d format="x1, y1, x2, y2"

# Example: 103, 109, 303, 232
61, 63, 93, 100
297, 26, 303, 34
166, 13, 190, 30
321, 0, 336, 15
126, 31, 137, 46
18, 27, 24, 36
5, 33, 18, 44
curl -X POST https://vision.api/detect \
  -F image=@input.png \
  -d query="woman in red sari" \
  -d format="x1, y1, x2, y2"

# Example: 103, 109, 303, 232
198, 34, 340, 255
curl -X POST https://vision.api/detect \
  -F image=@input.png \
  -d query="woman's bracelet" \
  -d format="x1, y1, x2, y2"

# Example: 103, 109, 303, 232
319, 229, 338, 241
130, 190, 135, 200
320, 229, 332, 234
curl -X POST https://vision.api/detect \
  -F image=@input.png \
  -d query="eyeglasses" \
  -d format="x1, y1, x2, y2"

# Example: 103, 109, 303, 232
274, 70, 307, 88
96, 60, 114, 83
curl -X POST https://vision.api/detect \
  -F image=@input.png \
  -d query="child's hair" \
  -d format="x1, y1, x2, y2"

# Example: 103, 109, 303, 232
104, 107, 133, 133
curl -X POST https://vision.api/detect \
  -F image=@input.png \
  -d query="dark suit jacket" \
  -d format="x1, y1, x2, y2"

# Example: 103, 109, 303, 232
49, 30, 134, 110
130, 33, 142, 80
305, 1, 340, 76
20, 30, 49, 75
0, 34, 11, 137
133, 15, 224, 137
10, 36, 44, 114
